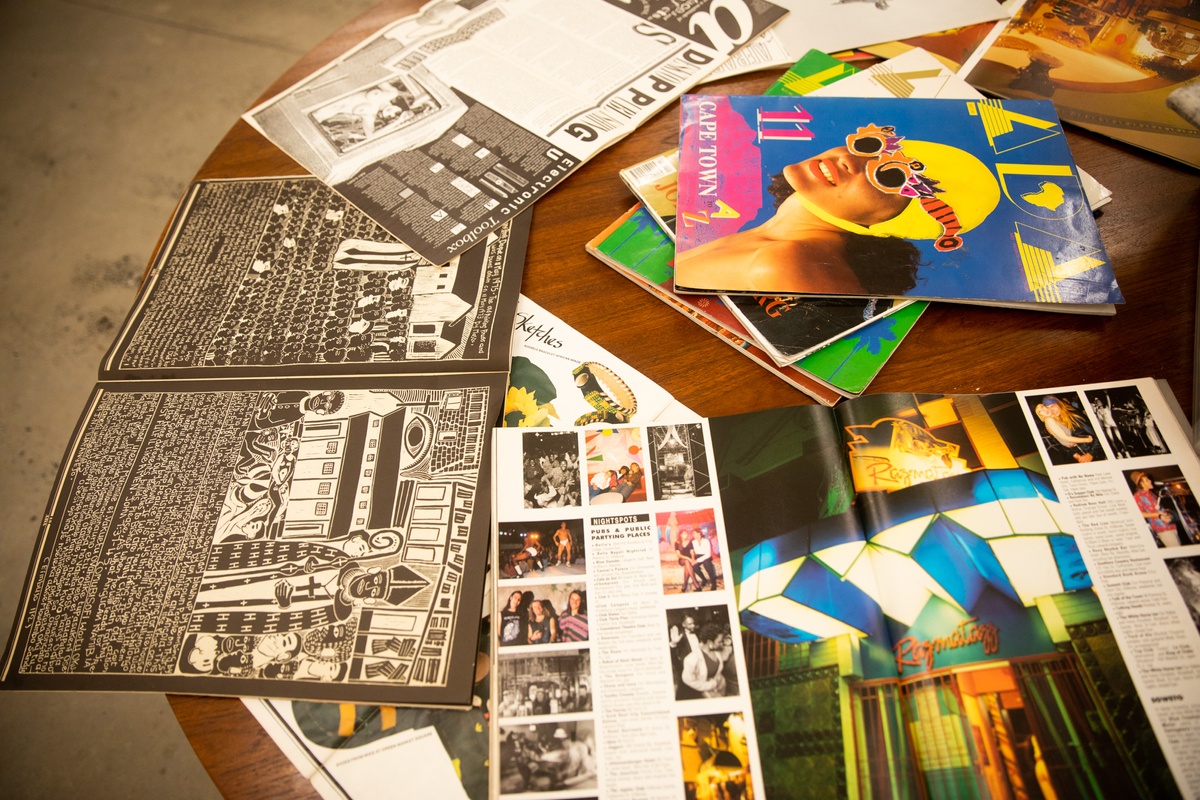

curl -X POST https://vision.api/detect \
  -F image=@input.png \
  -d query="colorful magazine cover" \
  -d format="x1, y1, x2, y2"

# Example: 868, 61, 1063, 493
963, 0, 1200, 169
673, 95, 1123, 312
588, 204, 925, 402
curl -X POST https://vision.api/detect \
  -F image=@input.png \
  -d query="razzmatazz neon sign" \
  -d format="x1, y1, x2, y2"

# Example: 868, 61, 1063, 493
893, 618, 1000, 673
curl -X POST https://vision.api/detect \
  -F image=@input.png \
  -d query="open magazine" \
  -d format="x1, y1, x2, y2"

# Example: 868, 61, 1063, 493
490, 377, 1199, 798
243, 0, 786, 266
1, 176, 529, 707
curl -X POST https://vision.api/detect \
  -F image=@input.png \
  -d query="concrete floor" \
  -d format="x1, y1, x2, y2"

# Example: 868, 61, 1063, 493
0, 1, 378, 796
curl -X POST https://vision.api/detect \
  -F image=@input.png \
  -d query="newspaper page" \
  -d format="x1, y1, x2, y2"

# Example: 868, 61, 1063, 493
244, 0, 786, 266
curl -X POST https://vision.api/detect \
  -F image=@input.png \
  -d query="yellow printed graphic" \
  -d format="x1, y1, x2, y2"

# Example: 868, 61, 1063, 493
777, 64, 853, 95
969, 99, 1061, 154
875, 68, 943, 98
1020, 181, 1066, 211
712, 199, 741, 219
1016, 230, 1105, 303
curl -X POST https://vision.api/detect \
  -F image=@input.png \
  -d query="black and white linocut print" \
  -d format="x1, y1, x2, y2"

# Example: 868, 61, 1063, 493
104, 177, 523, 378
6, 379, 498, 702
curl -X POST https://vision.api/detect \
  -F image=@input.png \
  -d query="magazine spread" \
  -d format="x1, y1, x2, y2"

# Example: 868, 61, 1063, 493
1, 177, 532, 707
241, 295, 698, 800
673, 94, 1123, 312
963, 0, 1200, 169
490, 377, 1200, 798
243, 0, 787, 266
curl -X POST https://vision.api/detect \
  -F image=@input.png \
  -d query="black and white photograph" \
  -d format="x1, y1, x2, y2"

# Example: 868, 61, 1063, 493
496, 584, 589, 647
522, 431, 583, 509
667, 605, 738, 702
1166, 555, 1200, 635
497, 649, 593, 717
649, 423, 712, 500
310, 75, 445, 154
1085, 385, 1171, 459
497, 719, 598, 794
1122, 467, 1200, 548
497, 520, 587, 580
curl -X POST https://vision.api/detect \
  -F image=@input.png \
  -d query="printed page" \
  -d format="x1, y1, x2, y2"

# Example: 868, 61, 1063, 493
491, 423, 765, 798
244, 0, 785, 266
831, 380, 1197, 798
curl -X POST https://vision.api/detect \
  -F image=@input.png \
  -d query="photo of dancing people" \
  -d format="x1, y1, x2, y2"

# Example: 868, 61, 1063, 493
1025, 391, 1105, 465
496, 583, 589, 647
497, 649, 593, 717
678, 712, 754, 800
497, 520, 586, 580
522, 431, 582, 509
1123, 467, 1200, 548
667, 605, 739, 701
1086, 385, 1171, 459
657, 509, 724, 594
1166, 555, 1200, 635
497, 720, 597, 794
585, 426, 647, 504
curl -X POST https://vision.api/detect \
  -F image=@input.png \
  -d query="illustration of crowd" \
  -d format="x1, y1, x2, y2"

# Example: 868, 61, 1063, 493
500, 521, 586, 578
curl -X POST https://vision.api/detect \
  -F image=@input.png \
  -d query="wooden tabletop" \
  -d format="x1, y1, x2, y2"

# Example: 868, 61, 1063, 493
170, 1, 1200, 797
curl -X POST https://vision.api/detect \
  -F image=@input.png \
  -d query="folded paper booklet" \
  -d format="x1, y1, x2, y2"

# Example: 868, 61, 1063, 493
1, 176, 530, 707
489, 377, 1199, 798
673, 94, 1123, 313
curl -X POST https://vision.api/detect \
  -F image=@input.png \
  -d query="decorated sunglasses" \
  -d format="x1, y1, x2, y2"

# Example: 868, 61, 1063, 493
845, 124, 926, 195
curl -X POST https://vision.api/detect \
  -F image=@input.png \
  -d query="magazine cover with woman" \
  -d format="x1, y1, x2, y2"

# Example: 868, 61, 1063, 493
672, 95, 1123, 312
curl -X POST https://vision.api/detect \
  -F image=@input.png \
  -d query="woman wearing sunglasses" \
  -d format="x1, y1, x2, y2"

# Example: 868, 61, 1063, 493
674, 124, 1000, 297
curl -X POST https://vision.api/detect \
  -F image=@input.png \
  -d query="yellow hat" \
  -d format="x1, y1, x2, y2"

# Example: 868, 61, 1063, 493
799, 140, 1001, 251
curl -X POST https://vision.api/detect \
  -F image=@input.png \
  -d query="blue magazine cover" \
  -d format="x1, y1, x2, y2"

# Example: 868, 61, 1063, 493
673, 95, 1123, 313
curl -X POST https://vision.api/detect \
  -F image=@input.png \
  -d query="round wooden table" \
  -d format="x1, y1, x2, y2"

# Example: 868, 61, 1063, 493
169, 1, 1200, 797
